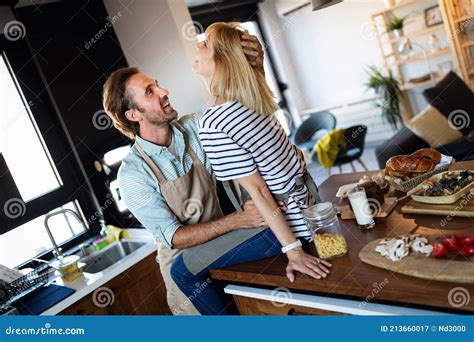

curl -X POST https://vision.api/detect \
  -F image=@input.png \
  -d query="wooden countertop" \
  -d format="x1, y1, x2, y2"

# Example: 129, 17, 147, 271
210, 161, 474, 313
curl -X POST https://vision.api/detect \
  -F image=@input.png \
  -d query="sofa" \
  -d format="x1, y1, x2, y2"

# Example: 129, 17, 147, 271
376, 72, 474, 169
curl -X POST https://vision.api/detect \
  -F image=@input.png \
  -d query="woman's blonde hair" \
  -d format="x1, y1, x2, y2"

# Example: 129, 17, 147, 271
206, 22, 278, 116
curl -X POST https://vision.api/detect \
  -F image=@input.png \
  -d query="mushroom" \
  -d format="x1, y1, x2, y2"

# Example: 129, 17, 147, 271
419, 245, 433, 255
410, 236, 432, 256
375, 234, 432, 261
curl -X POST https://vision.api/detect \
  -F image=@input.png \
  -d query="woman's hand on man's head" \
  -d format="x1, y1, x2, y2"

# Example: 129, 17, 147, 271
241, 34, 265, 72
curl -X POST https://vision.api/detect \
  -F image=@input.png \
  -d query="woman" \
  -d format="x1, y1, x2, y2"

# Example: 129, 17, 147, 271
193, 23, 332, 281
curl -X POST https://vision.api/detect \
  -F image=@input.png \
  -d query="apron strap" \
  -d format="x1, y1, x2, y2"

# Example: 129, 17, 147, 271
222, 181, 243, 212
134, 142, 167, 185
134, 122, 202, 185
297, 171, 321, 204
184, 141, 200, 163
171, 121, 200, 163
236, 171, 321, 206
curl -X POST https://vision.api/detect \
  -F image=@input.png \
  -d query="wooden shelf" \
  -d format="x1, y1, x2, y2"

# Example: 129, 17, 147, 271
393, 48, 451, 65
371, 0, 465, 117
461, 40, 474, 48
400, 74, 444, 91
372, 1, 415, 16
455, 15, 474, 24
389, 24, 445, 43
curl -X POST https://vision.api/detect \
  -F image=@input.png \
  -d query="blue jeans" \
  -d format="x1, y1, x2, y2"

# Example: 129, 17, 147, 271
171, 228, 281, 315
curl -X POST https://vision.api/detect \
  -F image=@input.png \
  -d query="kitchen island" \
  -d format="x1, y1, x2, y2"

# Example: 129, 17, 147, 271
210, 161, 474, 315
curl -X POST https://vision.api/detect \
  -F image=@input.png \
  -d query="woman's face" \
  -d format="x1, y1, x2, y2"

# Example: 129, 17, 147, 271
193, 35, 216, 79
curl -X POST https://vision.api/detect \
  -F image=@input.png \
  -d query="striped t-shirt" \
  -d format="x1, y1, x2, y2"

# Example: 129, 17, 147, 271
198, 101, 312, 240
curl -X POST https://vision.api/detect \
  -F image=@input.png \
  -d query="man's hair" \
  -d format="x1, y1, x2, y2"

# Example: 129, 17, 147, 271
102, 67, 141, 140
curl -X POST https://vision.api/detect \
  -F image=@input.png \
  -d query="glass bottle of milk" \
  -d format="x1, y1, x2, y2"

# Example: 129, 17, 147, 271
348, 187, 376, 230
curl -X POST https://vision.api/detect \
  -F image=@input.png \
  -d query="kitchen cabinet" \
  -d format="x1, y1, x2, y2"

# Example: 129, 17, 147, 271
233, 296, 345, 315
60, 254, 170, 315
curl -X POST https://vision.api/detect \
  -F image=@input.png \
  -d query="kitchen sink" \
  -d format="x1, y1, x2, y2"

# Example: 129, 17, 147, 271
80, 240, 146, 274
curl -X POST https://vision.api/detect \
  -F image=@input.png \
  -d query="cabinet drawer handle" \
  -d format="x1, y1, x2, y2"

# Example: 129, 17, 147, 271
288, 308, 314, 316
287, 308, 299, 315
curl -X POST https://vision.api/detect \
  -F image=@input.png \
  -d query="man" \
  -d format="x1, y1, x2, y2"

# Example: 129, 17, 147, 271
102, 35, 325, 315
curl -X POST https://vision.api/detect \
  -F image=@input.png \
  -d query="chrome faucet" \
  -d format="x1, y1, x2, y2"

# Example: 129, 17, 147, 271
44, 209, 88, 258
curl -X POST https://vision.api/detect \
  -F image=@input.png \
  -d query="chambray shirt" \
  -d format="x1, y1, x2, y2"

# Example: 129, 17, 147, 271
118, 114, 214, 249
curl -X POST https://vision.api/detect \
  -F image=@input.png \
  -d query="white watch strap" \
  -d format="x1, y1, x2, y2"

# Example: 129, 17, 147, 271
281, 239, 302, 253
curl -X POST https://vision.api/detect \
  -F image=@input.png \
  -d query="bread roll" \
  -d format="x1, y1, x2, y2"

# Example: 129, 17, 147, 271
412, 148, 441, 164
386, 155, 435, 173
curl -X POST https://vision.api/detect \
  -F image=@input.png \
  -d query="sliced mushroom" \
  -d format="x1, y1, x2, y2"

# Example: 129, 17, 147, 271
375, 234, 432, 261
419, 245, 433, 255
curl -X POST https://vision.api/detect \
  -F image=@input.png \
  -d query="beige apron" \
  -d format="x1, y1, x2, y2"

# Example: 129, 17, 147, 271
135, 122, 266, 314
135, 127, 222, 315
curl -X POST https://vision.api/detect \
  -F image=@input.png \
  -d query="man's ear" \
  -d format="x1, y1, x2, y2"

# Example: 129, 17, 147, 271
125, 108, 139, 122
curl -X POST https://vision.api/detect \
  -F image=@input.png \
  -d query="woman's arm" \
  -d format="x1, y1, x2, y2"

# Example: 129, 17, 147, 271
172, 202, 263, 249
237, 171, 331, 282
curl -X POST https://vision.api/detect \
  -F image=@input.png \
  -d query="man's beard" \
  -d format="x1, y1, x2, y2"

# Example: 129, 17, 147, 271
145, 108, 178, 126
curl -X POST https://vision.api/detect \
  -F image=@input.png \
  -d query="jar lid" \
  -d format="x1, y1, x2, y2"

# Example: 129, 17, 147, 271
303, 202, 336, 221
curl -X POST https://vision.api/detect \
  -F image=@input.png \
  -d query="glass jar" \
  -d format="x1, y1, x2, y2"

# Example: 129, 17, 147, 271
303, 202, 348, 260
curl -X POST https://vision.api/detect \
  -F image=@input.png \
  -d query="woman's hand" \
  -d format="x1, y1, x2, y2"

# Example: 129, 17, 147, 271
237, 172, 328, 282
241, 34, 264, 71
285, 247, 332, 283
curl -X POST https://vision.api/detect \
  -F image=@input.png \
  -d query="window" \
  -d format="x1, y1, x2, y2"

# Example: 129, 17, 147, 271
0, 37, 100, 267
0, 201, 87, 268
0, 53, 62, 202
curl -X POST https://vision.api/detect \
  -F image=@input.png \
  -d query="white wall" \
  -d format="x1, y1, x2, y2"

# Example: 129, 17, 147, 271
260, 0, 387, 113
103, 0, 210, 117
259, 0, 452, 117
258, 1, 308, 127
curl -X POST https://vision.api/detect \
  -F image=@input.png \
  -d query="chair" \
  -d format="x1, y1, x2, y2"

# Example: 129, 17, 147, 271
331, 125, 369, 175
292, 111, 337, 153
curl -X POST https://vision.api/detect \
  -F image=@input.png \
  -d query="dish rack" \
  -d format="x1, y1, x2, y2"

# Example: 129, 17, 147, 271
0, 265, 50, 307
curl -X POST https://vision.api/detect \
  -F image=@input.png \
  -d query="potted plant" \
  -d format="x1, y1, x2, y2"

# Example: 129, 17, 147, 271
365, 66, 403, 130
387, 15, 407, 38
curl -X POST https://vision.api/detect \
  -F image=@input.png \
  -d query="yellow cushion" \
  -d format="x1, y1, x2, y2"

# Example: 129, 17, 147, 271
406, 105, 462, 148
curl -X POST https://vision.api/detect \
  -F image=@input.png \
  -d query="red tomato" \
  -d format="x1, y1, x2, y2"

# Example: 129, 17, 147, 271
433, 243, 447, 258
442, 234, 459, 252
459, 235, 474, 247
459, 244, 474, 257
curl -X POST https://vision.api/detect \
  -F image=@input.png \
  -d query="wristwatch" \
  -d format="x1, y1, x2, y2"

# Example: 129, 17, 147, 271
281, 239, 302, 253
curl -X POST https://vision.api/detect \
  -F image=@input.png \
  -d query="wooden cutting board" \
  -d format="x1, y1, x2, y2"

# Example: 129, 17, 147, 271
359, 238, 474, 284
401, 195, 474, 217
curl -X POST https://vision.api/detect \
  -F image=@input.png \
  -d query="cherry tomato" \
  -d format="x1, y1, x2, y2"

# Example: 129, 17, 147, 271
459, 244, 474, 257
442, 234, 459, 252
433, 243, 447, 258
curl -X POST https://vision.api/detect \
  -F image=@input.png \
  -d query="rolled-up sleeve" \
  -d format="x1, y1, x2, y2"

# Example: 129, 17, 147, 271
118, 167, 181, 249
